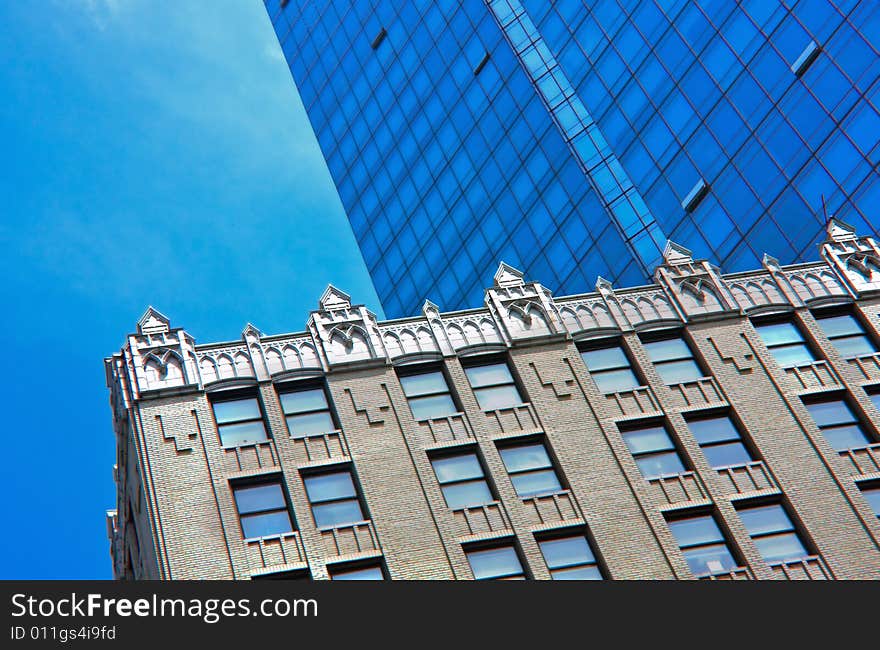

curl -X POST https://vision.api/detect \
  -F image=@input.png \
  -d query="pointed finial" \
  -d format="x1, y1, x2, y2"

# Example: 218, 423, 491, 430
494, 261, 525, 288
662, 240, 693, 265
137, 306, 171, 335
319, 285, 352, 310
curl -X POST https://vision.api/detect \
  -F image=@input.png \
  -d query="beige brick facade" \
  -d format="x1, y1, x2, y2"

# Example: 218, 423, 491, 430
105, 220, 880, 580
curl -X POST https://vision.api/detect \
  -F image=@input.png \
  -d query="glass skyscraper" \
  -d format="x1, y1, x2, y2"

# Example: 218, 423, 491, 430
265, 1, 879, 317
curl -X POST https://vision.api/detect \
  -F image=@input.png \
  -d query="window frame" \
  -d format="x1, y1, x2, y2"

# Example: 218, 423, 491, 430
666, 511, 740, 577
536, 529, 606, 580
210, 391, 270, 448
858, 481, 880, 519
302, 466, 368, 530
429, 448, 496, 510
578, 340, 643, 394
813, 308, 878, 359
277, 381, 339, 439
465, 542, 528, 580
640, 332, 706, 385
803, 395, 875, 452
619, 421, 689, 480
752, 317, 818, 368
737, 501, 812, 566
462, 358, 526, 411
328, 561, 387, 581
497, 437, 565, 498
231, 477, 295, 541
685, 412, 756, 469
397, 364, 459, 421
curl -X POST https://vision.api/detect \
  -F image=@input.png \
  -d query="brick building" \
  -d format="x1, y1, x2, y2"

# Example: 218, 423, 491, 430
105, 219, 880, 580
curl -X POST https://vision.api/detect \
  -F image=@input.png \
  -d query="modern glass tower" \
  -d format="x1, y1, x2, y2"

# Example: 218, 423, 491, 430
265, 0, 879, 317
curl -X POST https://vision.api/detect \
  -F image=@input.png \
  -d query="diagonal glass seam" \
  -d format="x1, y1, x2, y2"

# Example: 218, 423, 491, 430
486, 0, 667, 273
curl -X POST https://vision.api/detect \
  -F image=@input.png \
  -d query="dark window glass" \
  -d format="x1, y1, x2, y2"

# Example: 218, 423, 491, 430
815, 313, 877, 358
581, 345, 641, 393
464, 362, 524, 410
642, 337, 704, 384
466, 545, 526, 580
212, 397, 268, 447
538, 535, 603, 580
861, 485, 880, 518
233, 481, 293, 539
329, 565, 384, 580
431, 453, 494, 509
804, 399, 872, 452
738, 504, 809, 564
668, 514, 738, 576
303, 470, 365, 529
498, 442, 562, 497
279, 387, 336, 438
400, 370, 457, 420
687, 415, 754, 468
754, 321, 816, 367
621, 424, 687, 479
870, 389, 880, 414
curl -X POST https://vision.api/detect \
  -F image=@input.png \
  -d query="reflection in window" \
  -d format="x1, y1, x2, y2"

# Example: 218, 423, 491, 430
400, 370, 457, 420
687, 415, 754, 469
580, 345, 641, 393
804, 398, 872, 452
754, 321, 816, 367
430, 453, 494, 509
303, 470, 365, 529
814, 313, 877, 359
642, 337, 704, 384
212, 397, 268, 447
466, 545, 526, 580
279, 387, 335, 438
538, 535, 604, 580
233, 481, 293, 539
464, 362, 524, 410
329, 564, 384, 580
498, 442, 562, 497
738, 503, 810, 565
621, 424, 687, 479
668, 514, 738, 577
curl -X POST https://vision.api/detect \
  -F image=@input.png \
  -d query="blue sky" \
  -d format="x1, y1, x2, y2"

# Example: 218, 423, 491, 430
0, 1, 381, 578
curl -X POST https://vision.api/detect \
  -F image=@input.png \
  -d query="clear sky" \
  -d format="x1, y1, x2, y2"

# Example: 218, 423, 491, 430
0, 1, 382, 578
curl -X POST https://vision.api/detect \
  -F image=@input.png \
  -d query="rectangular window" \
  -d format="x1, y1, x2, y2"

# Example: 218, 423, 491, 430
738, 503, 810, 564
668, 514, 738, 576
233, 481, 293, 539
466, 544, 526, 580
814, 312, 877, 358
804, 398, 872, 452
754, 321, 816, 367
860, 484, 880, 518
687, 415, 755, 469
329, 564, 385, 580
303, 470, 366, 529
430, 452, 494, 509
464, 362, 524, 410
212, 397, 268, 447
642, 337, 704, 384
399, 370, 457, 420
538, 534, 604, 580
498, 441, 563, 497
869, 389, 880, 413
621, 424, 687, 479
580, 345, 641, 393
279, 386, 336, 438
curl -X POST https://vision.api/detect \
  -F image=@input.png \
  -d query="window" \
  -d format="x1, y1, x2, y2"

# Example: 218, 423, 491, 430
804, 398, 872, 452
754, 321, 816, 367
621, 424, 687, 479
738, 503, 810, 564
498, 441, 562, 497
580, 345, 641, 393
642, 337, 704, 384
399, 370, 457, 420
464, 362, 524, 410
814, 312, 877, 358
538, 534, 604, 580
252, 570, 310, 581
466, 544, 526, 580
212, 397, 268, 447
233, 481, 293, 539
303, 470, 366, 529
869, 388, 880, 413
329, 564, 384, 580
430, 452, 494, 509
279, 386, 336, 438
860, 484, 880, 518
687, 415, 754, 468
668, 514, 739, 577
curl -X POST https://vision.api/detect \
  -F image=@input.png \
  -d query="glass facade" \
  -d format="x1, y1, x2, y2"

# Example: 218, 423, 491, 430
265, 1, 880, 318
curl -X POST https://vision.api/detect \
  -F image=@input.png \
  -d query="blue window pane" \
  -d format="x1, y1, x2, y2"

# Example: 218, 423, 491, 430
832, 336, 876, 358
539, 536, 596, 568
432, 454, 484, 483
756, 322, 804, 346
668, 515, 723, 547
769, 344, 816, 367
467, 546, 524, 579
312, 499, 364, 528
331, 566, 384, 580
682, 544, 738, 576
703, 442, 754, 468
213, 398, 261, 424
822, 425, 871, 451
643, 338, 693, 362
219, 421, 268, 447
409, 394, 457, 420
499, 444, 551, 472
593, 368, 641, 393
655, 359, 704, 384
304, 472, 357, 503
581, 346, 629, 371
688, 417, 740, 445
279, 389, 328, 414
234, 483, 286, 514
240, 511, 293, 539
635, 452, 686, 479
805, 400, 856, 427
400, 371, 450, 397
739, 504, 794, 536
465, 363, 514, 388
753, 533, 809, 564
474, 384, 523, 410
510, 470, 562, 496
863, 487, 880, 517
286, 411, 335, 438
441, 480, 495, 509
550, 565, 603, 580
816, 314, 864, 338
622, 426, 674, 454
